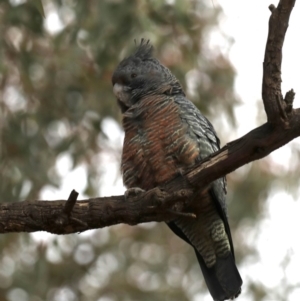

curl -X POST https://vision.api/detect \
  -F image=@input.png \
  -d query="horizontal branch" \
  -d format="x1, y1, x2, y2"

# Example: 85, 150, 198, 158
0, 188, 194, 234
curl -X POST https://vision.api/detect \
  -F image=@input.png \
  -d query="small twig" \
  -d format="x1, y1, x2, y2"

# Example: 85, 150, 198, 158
284, 89, 295, 113
269, 4, 276, 12
63, 190, 79, 216
55, 190, 83, 229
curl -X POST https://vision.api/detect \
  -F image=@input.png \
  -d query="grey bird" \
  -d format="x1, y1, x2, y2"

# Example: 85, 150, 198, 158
112, 39, 242, 301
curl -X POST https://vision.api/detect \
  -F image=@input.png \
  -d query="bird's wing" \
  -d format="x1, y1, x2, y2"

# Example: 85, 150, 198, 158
173, 95, 235, 259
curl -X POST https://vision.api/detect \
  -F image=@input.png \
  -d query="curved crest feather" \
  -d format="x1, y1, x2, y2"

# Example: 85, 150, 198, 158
133, 38, 154, 60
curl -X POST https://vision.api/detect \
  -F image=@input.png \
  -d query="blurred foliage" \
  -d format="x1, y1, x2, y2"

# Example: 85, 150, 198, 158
1, 1, 300, 301
31, 0, 45, 18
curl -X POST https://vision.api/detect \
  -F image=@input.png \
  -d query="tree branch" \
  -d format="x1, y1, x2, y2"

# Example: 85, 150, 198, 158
262, 0, 296, 123
0, 0, 298, 234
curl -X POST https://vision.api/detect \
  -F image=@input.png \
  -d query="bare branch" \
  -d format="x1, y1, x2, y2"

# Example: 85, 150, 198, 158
0, 188, 194, 234
262, 0, 296, 123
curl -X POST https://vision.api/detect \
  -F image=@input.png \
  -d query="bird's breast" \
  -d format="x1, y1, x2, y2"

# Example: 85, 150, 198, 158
121, 95, 200, 190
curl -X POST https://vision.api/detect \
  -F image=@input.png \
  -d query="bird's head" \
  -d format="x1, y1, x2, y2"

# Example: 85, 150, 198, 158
112, 39, 183, 112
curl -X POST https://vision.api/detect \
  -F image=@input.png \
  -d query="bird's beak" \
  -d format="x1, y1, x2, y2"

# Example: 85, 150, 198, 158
113, 83, 131, 108
113, 83, 123, 98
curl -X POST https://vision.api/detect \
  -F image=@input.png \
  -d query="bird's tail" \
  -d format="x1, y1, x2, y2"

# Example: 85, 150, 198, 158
167, 220, 242, 301
194, 247, 242, 301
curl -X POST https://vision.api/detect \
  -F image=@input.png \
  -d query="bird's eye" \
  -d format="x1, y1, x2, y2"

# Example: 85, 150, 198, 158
131, 73, 137, 78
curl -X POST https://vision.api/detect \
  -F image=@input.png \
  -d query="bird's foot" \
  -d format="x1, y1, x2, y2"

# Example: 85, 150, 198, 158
124, 187, 145, 201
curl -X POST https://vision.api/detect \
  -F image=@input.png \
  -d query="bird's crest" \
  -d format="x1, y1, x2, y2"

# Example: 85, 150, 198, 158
133, 39, 154, 60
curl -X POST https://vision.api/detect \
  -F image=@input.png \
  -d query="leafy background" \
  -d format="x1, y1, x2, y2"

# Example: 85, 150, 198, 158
0, 0, 300, 301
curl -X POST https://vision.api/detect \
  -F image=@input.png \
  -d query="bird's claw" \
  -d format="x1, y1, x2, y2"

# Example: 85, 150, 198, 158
124, 187, 145, 201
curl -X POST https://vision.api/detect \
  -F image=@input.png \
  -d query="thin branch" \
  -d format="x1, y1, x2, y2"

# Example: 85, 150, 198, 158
0, 188, 194, 234
262, 0, 296, 123
0, 0, 298, 235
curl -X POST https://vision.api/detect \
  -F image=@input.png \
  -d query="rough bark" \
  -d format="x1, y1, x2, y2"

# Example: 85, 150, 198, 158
0, 0, 297, 234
